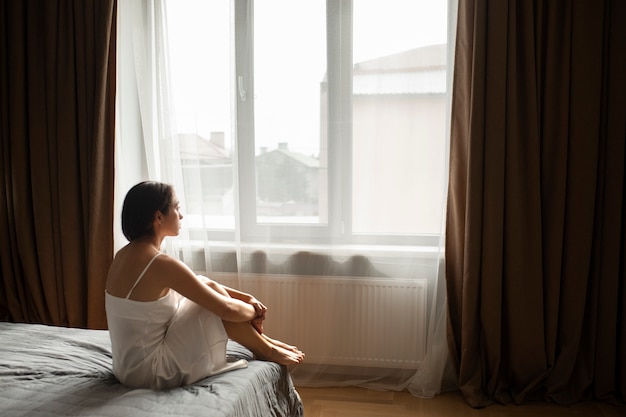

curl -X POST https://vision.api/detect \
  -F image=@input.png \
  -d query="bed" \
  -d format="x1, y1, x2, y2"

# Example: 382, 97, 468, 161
0, 321, 304, 417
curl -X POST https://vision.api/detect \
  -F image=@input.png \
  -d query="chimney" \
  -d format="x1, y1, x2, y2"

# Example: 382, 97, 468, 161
278, 142, 288, 151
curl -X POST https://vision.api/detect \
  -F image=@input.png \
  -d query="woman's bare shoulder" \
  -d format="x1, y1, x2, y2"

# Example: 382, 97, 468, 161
151, 252, 191, 271
149, 252, 197, 282
107, 246, 161, 291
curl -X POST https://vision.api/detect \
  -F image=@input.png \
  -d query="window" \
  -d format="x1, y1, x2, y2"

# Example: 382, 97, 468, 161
166, 0, 449, 247
166, 1, 236, 232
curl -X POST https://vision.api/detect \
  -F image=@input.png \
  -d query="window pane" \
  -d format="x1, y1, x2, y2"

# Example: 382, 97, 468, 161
167, 0, 235, 230
253, 1, 327, 225
352, 0, 449, 235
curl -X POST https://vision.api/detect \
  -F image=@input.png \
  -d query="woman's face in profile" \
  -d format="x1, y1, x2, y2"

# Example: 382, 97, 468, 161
162, 193, 183, 236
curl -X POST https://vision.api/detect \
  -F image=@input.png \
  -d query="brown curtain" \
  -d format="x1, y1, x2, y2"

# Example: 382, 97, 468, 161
0, 1, 116, 329
446, 0, 626, 407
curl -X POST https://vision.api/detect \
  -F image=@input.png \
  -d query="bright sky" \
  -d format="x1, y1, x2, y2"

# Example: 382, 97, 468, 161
166, 0, 448, 156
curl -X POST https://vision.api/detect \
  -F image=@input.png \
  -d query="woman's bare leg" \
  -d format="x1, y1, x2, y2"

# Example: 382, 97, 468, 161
204, 278, 303, 362
223, 321, 304, 365
261, 334, 299, 352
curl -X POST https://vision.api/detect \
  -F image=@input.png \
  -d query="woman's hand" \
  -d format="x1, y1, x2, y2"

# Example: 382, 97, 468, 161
249, 297, 266, 334
250, 297, 267, 317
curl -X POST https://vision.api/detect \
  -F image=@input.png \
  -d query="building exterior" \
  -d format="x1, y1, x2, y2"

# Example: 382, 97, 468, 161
256, 143, 320, 216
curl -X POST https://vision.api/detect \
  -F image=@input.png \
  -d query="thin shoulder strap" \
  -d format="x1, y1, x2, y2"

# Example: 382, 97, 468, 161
125, 253, 162, 299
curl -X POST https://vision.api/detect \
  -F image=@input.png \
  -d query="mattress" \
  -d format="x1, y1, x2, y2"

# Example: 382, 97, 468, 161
0, 322, 303, 417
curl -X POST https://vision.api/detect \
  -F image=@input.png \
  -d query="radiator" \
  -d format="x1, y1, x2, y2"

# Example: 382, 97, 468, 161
211, 273, 427, 369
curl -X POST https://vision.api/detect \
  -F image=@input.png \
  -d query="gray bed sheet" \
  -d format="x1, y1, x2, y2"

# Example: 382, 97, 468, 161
0, 322, 303, 417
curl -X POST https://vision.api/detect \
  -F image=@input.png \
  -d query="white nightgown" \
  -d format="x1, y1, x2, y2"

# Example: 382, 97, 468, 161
105, 253, 247, 389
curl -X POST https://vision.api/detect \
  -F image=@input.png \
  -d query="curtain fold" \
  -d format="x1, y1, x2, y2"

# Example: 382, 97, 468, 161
0, 1, 117, 329
447, 0, 626, 407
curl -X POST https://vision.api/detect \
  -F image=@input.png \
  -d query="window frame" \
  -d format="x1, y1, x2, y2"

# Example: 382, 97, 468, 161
230, 0, 443, 248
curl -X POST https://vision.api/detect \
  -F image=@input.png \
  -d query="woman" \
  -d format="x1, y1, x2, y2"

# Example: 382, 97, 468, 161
105, 181, 304, 389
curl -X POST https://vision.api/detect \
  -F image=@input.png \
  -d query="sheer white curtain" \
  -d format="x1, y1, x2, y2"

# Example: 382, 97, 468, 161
116, 0, 457, 397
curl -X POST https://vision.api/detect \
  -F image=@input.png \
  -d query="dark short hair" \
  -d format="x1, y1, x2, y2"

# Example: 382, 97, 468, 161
121, 181, 174, 241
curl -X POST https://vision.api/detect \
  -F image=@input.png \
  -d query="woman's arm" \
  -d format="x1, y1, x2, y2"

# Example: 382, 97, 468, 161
225, 285, 267, 320
200, 276, 267, 317
154, 257, 257, 323
199, 276, 267, 333
223, 285, 252, 301
198, 276, 252, 301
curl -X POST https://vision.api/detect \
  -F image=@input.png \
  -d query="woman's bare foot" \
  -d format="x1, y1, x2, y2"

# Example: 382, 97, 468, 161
259, 344, 304, 365
262, 334, 300, 353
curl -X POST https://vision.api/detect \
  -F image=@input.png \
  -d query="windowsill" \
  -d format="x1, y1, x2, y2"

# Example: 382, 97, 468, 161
170, 238, 443, 259
166, 236, 445, 279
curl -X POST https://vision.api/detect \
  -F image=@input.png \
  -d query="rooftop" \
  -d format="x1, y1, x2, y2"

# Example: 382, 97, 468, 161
353, 44, 448, 95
